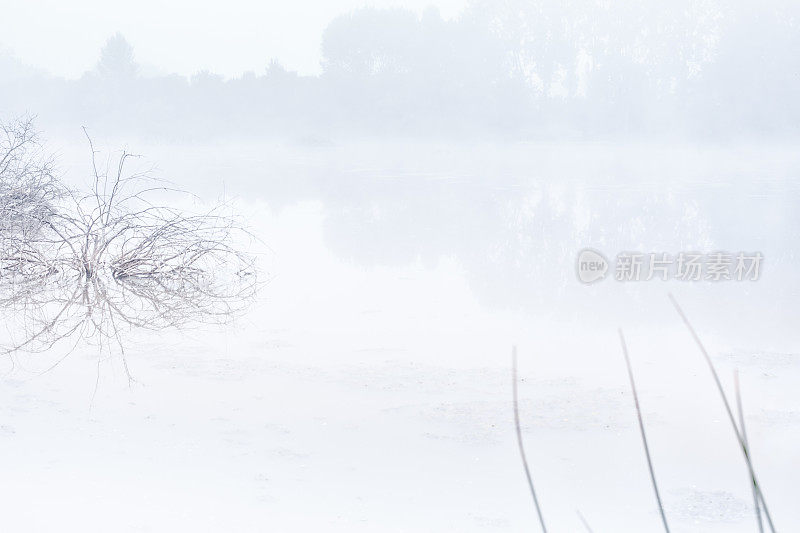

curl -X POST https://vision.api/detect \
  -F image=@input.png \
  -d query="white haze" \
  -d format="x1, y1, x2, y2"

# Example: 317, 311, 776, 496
0, 1, 798, 532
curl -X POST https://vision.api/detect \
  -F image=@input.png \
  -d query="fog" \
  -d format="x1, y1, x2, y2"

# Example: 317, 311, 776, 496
2, 1, 800, 140
1, 2, 798, 532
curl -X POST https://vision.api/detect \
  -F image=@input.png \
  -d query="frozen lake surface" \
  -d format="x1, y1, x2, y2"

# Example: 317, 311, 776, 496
1, 140, 798, 531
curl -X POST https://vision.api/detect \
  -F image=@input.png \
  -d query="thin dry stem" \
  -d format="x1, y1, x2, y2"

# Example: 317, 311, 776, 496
618, 329, 670, 532
668, 293, 775, 532
576, 510, 594, 533
735, 370, 764, 533
512, 346, 548, 533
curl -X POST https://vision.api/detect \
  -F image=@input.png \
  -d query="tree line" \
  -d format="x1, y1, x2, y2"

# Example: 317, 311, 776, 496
2, 1, 798, 140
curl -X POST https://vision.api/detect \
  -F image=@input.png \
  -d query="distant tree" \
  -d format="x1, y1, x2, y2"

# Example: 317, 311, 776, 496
321, 8, 421, 79
265, 58, 296, 81
190, 69, 224, 87
690, 0, 800, 134
467, 0, 720, 98
0, 48, 43, 81
96, 32, 139, 79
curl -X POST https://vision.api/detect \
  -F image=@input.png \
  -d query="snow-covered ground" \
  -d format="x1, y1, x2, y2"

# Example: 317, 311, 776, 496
1, 140, 798, 531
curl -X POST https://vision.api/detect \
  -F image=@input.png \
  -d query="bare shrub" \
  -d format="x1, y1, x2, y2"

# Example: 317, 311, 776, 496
0, 123, 258, 372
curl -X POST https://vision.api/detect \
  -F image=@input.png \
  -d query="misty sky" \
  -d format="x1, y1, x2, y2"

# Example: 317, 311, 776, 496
1, 0, 467, 79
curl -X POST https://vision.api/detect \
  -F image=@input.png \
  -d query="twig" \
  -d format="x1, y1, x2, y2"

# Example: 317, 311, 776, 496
512, 346, 548, 533
618, 329, 670, 532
